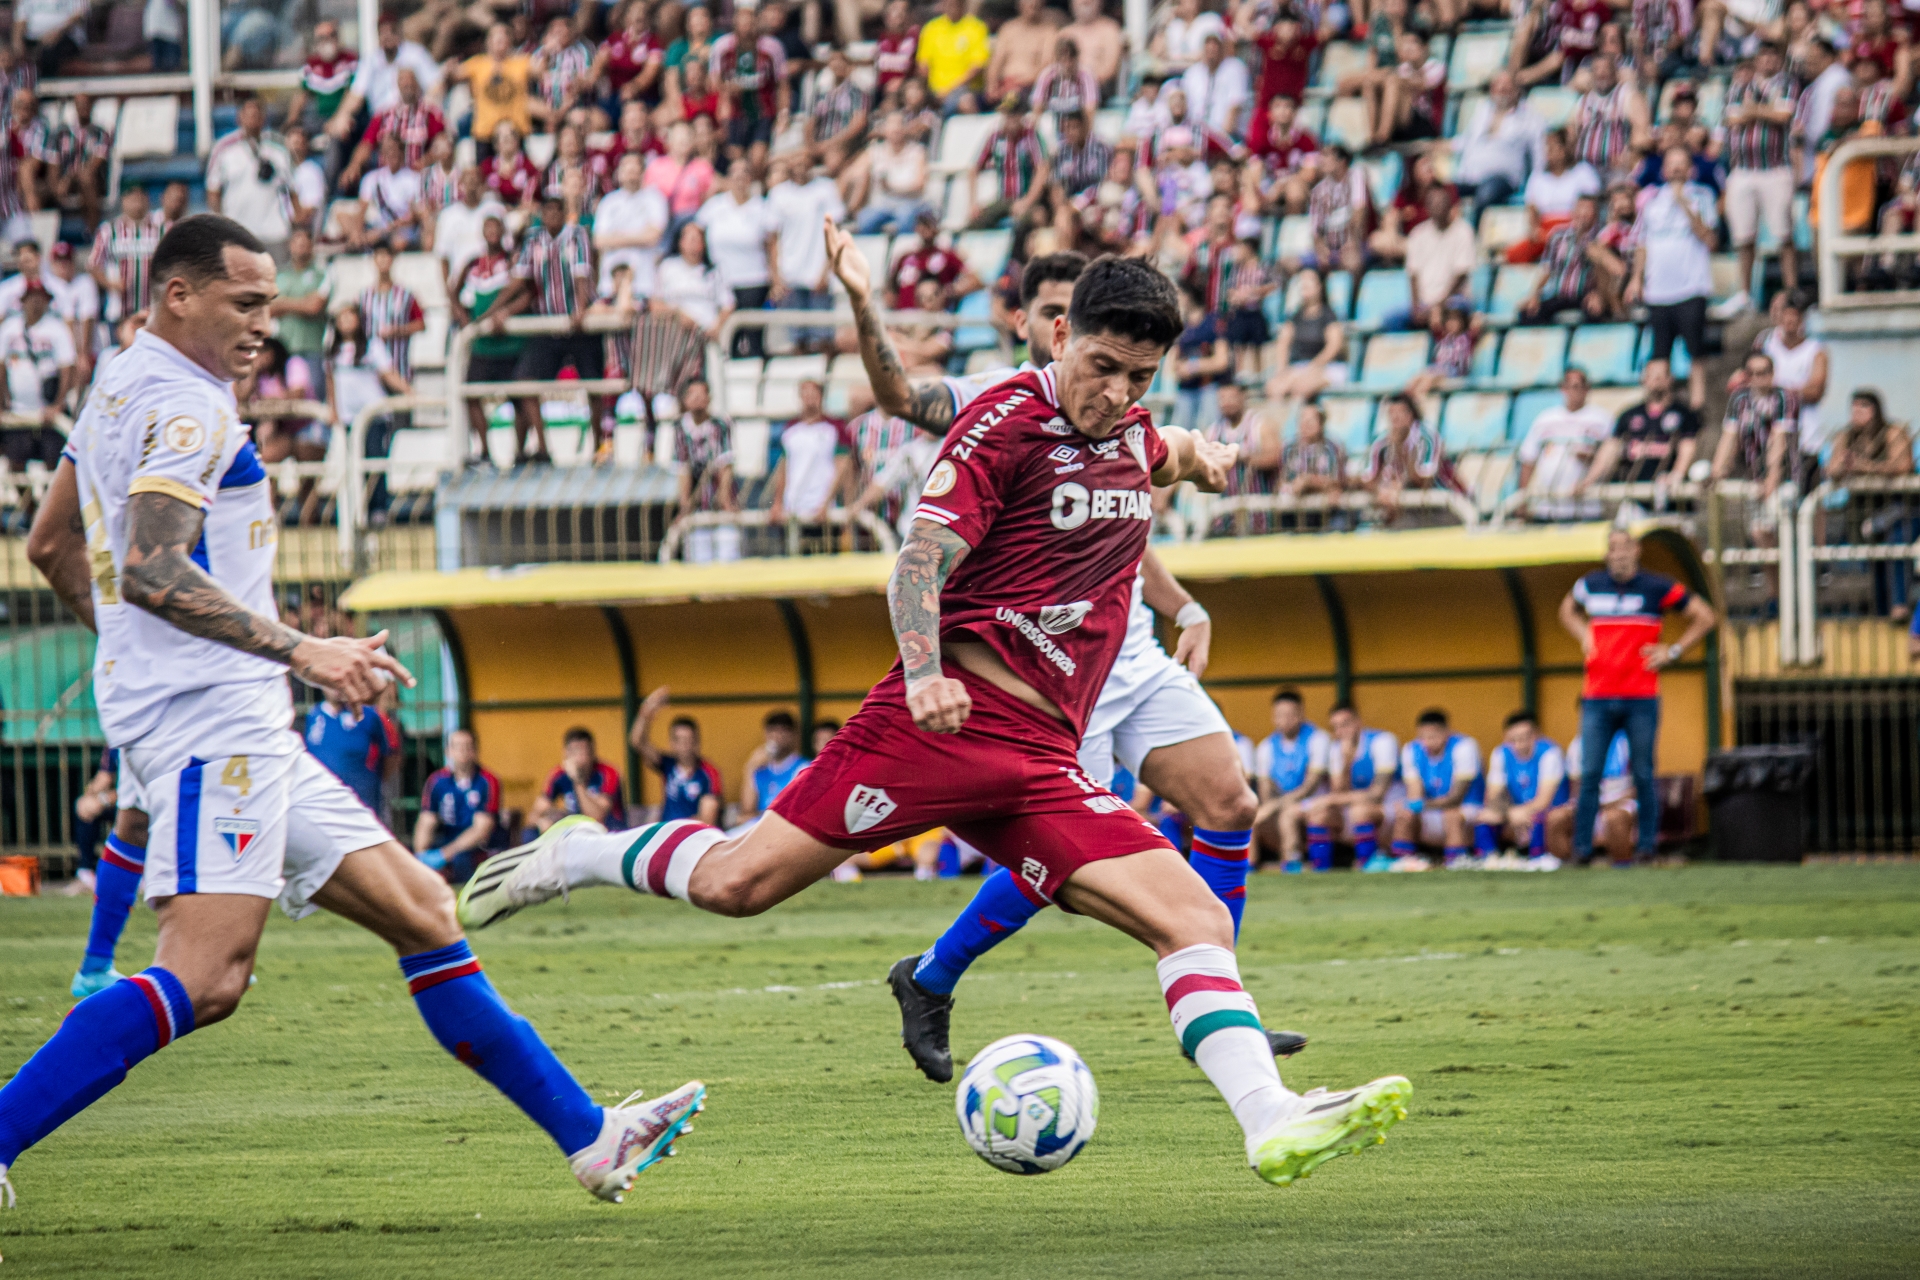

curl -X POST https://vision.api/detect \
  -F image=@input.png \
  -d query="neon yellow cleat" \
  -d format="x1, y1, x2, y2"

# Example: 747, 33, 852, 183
1249, 1075, 1411, 1186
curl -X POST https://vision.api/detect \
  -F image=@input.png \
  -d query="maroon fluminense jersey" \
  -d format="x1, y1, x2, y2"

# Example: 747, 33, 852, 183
911, 365, 1170, 736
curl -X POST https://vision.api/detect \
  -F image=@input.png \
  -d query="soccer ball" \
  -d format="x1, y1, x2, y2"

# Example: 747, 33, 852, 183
955, 1034, 1098, 1174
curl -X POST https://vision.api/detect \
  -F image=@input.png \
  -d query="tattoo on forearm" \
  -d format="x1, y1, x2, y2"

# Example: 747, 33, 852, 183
854, 288, 954, 433
120, 492, 305, 664
905, 382, 956, 433
888, 520, 970, 686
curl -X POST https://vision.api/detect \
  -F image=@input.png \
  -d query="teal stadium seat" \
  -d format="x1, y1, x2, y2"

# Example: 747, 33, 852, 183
1359, 152, 1403, 207
953, 290, 997, 353
1507, 387, 1565, 443
1320, 394, 1379, 457
1359, 332, 1432, 390
1634, 327, 1692, 378
955, 229, 1013, 286
1352, 269, 1411, 329
1567, 323, 1639, 385
1469, 263, 1494, 309
1440, 391, 1513, 451
1326, 270, 1355, 318
1527, 86, 1578, 128
1277, 214, 1313, 261
1487, 264, 1543, 322
1448, 29, 1511, 90
1467, 330, 1501, 385
1491, 326, 1568, 388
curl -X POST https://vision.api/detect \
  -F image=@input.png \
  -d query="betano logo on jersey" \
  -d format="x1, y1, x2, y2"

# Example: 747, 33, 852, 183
1049, 481, 1152, 531
213, 816, 260, 862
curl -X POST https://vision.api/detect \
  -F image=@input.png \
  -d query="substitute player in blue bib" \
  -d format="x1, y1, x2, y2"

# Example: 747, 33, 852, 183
1390, 709, 1485, 870
414, 727, 502, 884
1477, 710, 1567, 870
1253, 689, 1330, 871
1309, 703, 1400, 870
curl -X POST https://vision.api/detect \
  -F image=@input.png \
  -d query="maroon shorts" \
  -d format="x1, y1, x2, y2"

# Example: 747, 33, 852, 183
770, 665, 1174, 903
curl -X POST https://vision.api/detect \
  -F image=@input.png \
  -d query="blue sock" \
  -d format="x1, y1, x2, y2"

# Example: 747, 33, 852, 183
1530, 818, 1547, 856
1474, 823, 1499, 855
1305, 825, 1333, 871
0, 967, 192, 1166
914, 867, 1041, 995
1445, 844, 1469, 863
82, 833, 145, 972
400, 941, 602, 1156
1353, 822, 1378, 862
1191, 827, 1253, 939
1391, 838, 1417, 859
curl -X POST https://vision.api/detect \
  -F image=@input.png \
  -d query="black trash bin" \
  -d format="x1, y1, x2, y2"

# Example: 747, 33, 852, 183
1702, 745, 1815, 862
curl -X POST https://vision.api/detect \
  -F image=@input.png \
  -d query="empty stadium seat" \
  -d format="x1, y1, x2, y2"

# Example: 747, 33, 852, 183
1297, 99, 1328, 136
1491, 326, 1568, 388
1468, 331, 1501, 384
1359, 332, 1431, 389
1277, 214, 1312, 261
1453, 449, 1516, 508
1469, 264, 1494, 308
850, 234, 890, 291
1567, 323, 1639, 385
1478, 205, 1532, 258
1584, 386, 1641, 421
765, 355, 828, 381
1448, 29, 1510, 90
955, 228, 1013, 283
1709, 252, 1749, 303
1359, 152, 1403, 207
1441, 391, 1513, 451
936, 113, 997, 169
1327, 270, 1355, 318
1316, 41, 1374, 91
761, 379, 805, 420
1321, 395, 1378, 459
1527, 87, 1578, 128
1486, 264, 1543, 322
1323, 98, 1372, 152
114, 95, 179, 159
1508, 387, 1565, 443
1352, 270, 1410, 329
1093, 108, 1126, 144
953, 289, 998, 353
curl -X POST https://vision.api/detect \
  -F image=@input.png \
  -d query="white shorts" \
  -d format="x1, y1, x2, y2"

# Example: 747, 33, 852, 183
1724, 166, 1794, 247
134, 749, 392, 919
115, 759, 148, 813
1078, 657, 1232, 787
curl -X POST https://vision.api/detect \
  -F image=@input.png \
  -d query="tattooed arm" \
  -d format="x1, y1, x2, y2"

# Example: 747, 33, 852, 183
825, 214, 957, 435
888, 517, 974, 733
25, 458, 96, 631
120, 491, 414, 702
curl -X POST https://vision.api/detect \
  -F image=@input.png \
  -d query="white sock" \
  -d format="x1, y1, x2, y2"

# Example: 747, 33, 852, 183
1157, 943, 1295, 1154
557, 820, 721, 899
557, 828, 635, 889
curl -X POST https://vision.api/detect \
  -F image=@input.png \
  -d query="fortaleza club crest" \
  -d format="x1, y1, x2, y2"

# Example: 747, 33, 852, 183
843, 785, 897, 835
213, 816, 261, 861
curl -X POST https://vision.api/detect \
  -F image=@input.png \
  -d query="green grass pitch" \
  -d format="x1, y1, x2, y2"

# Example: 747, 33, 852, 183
3, 864, 1919, 1278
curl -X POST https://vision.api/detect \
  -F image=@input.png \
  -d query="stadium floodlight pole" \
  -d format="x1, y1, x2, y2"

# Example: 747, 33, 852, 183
188, 0, 217, 156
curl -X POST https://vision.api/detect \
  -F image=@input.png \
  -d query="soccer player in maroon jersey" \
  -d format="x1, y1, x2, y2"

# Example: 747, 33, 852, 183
458, 257, 1411, 1186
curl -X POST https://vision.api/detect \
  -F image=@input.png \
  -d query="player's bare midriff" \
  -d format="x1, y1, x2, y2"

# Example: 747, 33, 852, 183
946, 639, 1070, 723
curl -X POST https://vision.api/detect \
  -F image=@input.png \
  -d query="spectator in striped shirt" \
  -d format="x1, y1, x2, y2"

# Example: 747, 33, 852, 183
341, 67, 444, 193
1520, 193, 1608, 320
359, 242, 424, 422
88, 181, 165, 320
1367, 393, 1451, 520
1048, 109, 1114, 241
1304, 144, 1369, 275
669, 377, 740, 560
1712, 350, 1798, 503
967, 94, 1052, 230
1031, 36, 1102, 136
532, 15, 596, 127
1719, 46, 1799, 318
502, 194, 605, 462
1566, 54, 1649, 179
712, 5, 790, 166
806, 47, 870, 179
1203, 382, 1283, 534
21, 89, 108, 234
1281, 401, 1349, 513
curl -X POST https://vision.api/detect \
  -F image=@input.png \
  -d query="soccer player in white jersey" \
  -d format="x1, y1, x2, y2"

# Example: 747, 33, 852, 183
0, 216, 701, 1212
821, 218, 1292, 1083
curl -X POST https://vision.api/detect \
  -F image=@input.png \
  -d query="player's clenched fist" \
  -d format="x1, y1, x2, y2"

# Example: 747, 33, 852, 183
907, 673, 973, 734
1190, 438, 1240, 493
291, 629, 416, 705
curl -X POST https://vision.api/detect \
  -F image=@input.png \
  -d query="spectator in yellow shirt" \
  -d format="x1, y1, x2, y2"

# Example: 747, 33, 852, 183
917, 0, 991, 112
448, 22, 534, 158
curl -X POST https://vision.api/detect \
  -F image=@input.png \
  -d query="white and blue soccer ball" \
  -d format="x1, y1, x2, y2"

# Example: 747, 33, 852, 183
956, 1033, 1099, 1174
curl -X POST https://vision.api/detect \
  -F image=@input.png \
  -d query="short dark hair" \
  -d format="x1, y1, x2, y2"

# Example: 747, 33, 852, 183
1416, 708, 1450, 728
1330, 700, 1357, 716
813, 718, 841, 734
1272, 688, 1304, 706
151, 214, 267, 290
669, 715, 699, 735
764, 710, 797, 731
563, 726, 595, 746
1020, 251, 1088, 308
1503, 709, 1537, 730
1068, 254, 1183, 348
1782, 288, 1812, 314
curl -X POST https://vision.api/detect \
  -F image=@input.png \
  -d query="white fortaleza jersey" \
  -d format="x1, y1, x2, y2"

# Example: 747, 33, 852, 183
946, 359, 1170, 693
72, 329, 291, 757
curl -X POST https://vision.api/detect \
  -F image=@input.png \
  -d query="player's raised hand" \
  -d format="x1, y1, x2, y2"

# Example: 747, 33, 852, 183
824, 215, 871, 302
906, 673, 973, 734
1189, 436, 1240, 493
291, 630, 415, 705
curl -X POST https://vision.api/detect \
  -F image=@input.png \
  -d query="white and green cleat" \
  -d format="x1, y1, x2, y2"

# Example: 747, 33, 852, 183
456, 814, 602, 929
569, 1081, 707, 1203
1249, 1075, 1412, 1186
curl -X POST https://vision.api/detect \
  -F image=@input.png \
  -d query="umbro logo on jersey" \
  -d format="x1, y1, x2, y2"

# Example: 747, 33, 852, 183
1037, 600, 1093, 634
1048, 445, 1078, 464
214, 816, 260, 862
843, 785, 897, 835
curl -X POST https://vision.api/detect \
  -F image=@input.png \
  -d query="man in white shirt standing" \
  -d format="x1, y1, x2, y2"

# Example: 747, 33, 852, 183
1517, 366, 1613, 519
46, 241, 98, 383
0, 279, 74, 422
766, 153, 846, 354
592, 153, 670, 298
1628, 146, 1718, 409
433, 167, 508, 289
1181, 33, 1251, 140
1400, 187, 1477, 330
768, 377, 851, 528
204, 95, 294, 260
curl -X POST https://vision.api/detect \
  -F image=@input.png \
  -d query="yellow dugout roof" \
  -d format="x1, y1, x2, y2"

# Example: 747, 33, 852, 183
341, 523, 1632, 612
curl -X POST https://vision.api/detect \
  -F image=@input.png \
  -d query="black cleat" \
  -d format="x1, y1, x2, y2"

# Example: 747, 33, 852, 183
1269, 1029, 1309, 1057
887, 955, 955, 1083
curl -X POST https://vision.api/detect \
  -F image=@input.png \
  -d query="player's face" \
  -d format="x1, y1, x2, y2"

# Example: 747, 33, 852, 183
670, 725, 699, 759
1021, 279, 1076, 362
448, 731, 476, 769
564, 739, 596, 770
1272, 699, 1301, 735
1606, 532, 1640, 579
168, 245, 278, 381
1328, 708, 1356, 739
1052, 324, 1169, 439
1417, 724, 1447, 754
1504, 722, 1536, 756
767, 725, 798, 756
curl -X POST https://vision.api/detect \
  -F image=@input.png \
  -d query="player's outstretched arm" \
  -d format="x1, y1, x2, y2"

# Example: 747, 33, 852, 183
825, 214, 956, 434
1151, 426, 1238, 493
121, 491, 414, 703
25, 457, 95, 632
889, 517, 973, 734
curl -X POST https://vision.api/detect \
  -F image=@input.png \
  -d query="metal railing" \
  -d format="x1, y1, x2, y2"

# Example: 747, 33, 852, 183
1818, 135, 1920, 308
658, 508, 901, 562
1180, 486, 1483, 536
1791, 475, 1920, 665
